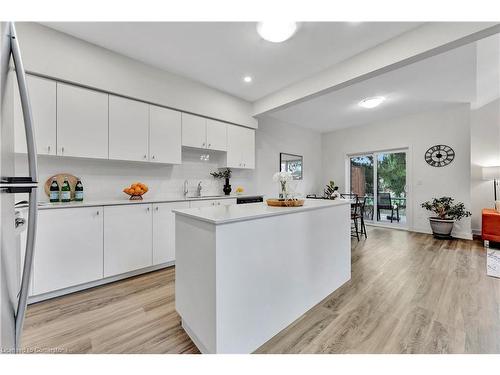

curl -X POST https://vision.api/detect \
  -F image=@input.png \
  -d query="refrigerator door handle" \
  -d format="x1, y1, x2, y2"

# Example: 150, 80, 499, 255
9, 22, 39, 351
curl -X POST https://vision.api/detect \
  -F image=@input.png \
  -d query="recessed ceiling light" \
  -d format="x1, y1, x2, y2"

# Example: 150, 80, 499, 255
256, 22, 298, 43
243, 76, 252, 83
358, 96, 386, 109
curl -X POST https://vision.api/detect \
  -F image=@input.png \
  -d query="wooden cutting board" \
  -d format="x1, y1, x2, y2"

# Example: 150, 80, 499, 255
266, 199, 305, 207
44, 173, 78, 199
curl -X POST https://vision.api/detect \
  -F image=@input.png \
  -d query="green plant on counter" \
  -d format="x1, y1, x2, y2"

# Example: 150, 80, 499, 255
210, 168, 232, 179
324, 180, 339, 199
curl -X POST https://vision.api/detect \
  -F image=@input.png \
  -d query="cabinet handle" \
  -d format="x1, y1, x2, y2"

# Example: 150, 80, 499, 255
147, 207, 150, 212
155, 206, 159, 211
96, 210, 100, 216
143, 154, 147, 159
152, 155, 155, 160
61, 146, 64, 154
208, 143, 211, 148
47, 145, 51, 154
202, 142, 206, 147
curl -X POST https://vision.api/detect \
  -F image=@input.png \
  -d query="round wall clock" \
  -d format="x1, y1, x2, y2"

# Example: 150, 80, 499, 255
425, 145, 455, 167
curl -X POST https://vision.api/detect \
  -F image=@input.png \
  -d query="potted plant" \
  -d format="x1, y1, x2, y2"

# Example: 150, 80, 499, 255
421, 197, 471, 239
324, 180, 340, 200
210, 168, 232, 195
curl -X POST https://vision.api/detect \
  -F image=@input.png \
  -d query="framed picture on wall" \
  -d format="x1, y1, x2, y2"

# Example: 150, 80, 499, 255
280, 153, 303, 180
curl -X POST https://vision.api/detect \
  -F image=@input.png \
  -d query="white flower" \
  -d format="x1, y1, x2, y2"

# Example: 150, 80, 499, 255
273, 171, 293, 183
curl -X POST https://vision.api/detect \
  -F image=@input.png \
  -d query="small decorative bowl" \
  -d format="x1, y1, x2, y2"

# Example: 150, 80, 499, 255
124, 192, 146, 200
123, 183, 149, 200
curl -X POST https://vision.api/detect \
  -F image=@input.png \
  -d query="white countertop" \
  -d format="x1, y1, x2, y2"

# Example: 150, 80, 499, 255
35, 194, 262, 210
173, 198, 350, 225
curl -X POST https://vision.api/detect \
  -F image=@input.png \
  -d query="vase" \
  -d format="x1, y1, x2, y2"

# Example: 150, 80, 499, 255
429, 217, 455, 239
223, 178, 232, 196
279, 181, 287, 199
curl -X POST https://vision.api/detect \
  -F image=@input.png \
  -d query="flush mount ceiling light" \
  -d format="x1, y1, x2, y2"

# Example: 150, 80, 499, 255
256, 22, 298, 43
358, 96, 386, 109
243, 76, 253, 83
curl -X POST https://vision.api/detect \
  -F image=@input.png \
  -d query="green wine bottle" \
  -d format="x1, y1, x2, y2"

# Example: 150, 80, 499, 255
61, 176, 71, 202
49, 177, 60, 203
75, 177, 84, 202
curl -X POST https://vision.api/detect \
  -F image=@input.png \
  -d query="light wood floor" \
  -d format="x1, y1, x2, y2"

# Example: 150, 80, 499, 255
22, 227, 500, 354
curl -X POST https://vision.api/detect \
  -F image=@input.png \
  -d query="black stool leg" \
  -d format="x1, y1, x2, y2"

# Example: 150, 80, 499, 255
354, 217, 360, 241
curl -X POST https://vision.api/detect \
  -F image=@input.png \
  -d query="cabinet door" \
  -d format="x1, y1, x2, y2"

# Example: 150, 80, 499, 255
57, 83, 108, 159
241, 127, 255, 169
109, 96, 149, 162
189, 199, 217, 208
150, 106, 182, 164
214, 198, 237, 206
206, 119, 227, 151
152, 202, 189, 265
226, 125, 244, 168
181, 113, 206, 149
14, 75, 57, 155
104, 205, 153, 277
33, 207, 104, 295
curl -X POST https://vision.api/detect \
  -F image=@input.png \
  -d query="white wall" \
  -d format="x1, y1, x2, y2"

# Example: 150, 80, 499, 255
254, 116, 323, 198
470, 35, 500, 234
471, 99, 500, 233
15, 22, 257, 129
322, 104, 472, 239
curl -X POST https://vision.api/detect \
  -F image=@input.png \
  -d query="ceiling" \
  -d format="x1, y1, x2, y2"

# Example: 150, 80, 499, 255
42, 22, 422, 101
268, 41, 478, 133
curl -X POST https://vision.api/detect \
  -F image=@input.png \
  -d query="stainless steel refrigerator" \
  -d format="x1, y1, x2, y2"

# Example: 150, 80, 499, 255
0, 22, 38, 353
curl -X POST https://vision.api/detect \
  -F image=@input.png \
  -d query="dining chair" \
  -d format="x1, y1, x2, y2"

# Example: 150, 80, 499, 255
377, 192, 400, 223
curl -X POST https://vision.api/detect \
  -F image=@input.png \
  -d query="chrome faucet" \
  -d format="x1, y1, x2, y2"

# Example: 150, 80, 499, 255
196, 181, 203, 197
183, 180, 189, 198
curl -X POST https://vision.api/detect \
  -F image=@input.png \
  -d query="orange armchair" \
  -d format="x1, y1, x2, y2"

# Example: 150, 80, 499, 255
482, 209, 500, 244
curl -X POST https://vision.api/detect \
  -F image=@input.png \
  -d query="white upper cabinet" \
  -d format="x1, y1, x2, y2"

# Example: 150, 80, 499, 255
103, 204, 153, 278
149, 105, 182, 164
109, 95, 149, 162
57, 83, 108, 159
14, 75, 57, 155
226, 125, 255, 169
206, 119, 227, 151
182, 113, 206, 149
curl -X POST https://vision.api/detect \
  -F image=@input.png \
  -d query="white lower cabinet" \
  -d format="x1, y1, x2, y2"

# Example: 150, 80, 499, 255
152, 202, 190, 265
104, 204, 153, 277
33, 207, 104, 295
189, 198, 237, 208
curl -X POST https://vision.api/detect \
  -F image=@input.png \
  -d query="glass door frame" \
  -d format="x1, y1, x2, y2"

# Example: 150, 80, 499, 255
346, 147, 411, 230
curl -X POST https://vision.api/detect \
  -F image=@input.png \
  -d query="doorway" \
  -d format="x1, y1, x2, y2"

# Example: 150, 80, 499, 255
349, 149, 408, 228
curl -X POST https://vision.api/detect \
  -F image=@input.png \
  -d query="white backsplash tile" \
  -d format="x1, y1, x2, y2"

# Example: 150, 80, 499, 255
15, 149, 256, 202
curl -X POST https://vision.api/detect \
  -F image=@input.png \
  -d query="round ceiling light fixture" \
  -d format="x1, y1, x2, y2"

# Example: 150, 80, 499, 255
256, 22, 298, 43
358, 96, 386, 109
243, 76, 253, 83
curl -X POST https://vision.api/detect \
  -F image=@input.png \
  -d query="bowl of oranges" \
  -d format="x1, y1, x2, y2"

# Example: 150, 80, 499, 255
123, 182, 149, 200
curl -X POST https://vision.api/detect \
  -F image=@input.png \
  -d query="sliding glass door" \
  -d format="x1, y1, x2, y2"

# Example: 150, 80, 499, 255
349, 149, 408, 228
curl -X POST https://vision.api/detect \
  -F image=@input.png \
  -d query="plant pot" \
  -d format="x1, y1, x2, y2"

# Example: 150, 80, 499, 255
429, 217, 455, 239
223, 178, 232, 196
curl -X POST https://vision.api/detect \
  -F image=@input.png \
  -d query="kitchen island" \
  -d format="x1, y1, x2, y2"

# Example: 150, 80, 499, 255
174, 199, 351, 353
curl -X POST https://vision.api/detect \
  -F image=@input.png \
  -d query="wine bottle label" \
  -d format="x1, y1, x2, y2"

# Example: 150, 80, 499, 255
75, 191, 83, 200
61, 191, 71, 201
50, 191, 59, 201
